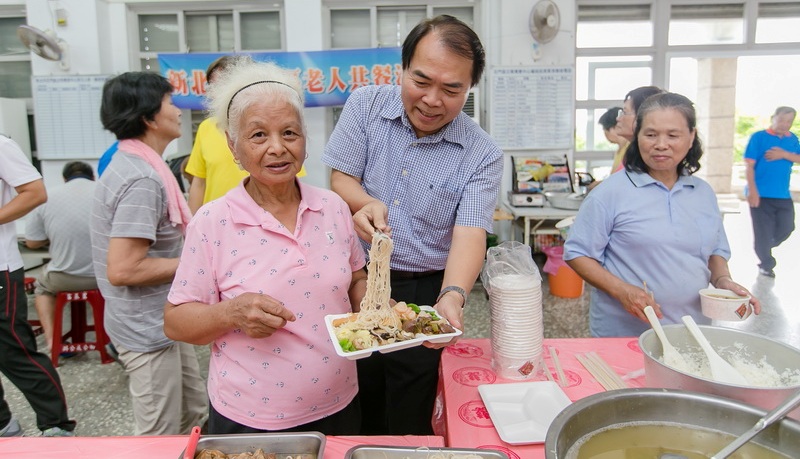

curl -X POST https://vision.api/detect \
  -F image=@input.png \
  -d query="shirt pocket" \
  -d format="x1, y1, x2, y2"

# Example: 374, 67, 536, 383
410, 184, 461, 245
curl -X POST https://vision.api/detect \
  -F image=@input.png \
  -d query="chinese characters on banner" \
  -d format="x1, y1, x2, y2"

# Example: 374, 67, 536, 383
158, 48, 402, 109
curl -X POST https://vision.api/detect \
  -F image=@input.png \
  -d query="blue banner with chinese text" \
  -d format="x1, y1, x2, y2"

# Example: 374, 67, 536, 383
158, 48, 402, 110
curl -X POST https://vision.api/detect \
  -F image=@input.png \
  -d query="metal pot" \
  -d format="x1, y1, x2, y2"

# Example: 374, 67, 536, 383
639, 324, 800, 420
545, 388, 800, 458
545, 191, 584, 210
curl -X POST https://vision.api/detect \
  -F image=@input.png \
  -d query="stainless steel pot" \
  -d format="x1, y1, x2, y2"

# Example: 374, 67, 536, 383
545, 388, 800, 458
639, 324, 800, 420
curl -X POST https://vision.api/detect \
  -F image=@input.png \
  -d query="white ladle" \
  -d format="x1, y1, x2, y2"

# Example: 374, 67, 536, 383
644, 306, 689, 372
681, 315, 748, 386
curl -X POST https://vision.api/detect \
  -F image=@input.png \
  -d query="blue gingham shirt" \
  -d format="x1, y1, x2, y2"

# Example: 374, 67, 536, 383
322, 85, 503, 271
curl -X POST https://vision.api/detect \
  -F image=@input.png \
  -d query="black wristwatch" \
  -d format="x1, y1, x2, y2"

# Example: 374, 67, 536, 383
437, 286, 467, 307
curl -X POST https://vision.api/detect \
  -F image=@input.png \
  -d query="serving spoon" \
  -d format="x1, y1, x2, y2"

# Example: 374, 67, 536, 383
660, 387, 800, 459
681, 315, 747, 386
644, 306, 689, 372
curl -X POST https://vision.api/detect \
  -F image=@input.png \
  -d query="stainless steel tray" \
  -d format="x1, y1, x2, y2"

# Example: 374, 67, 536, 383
344, 445, 510, 459
180, 431, 325, 458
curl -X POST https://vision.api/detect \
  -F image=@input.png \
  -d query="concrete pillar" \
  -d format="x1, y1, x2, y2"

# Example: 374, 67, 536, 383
695, 57, 737, 194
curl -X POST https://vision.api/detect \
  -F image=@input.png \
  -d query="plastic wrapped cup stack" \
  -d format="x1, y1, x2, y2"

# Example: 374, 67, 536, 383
488, 274, 543, 380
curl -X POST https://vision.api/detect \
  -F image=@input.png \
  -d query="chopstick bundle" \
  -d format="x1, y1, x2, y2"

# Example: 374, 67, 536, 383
548, 346, 568, 387
576, 352, 628, 391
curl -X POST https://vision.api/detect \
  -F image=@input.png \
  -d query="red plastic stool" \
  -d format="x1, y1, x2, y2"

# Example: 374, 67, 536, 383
24, 277, 44, 337
51, 289, 114, 367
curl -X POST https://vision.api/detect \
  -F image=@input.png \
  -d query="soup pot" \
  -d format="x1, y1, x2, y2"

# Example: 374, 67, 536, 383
639, 324, 800, 420
545, 388, 800, 458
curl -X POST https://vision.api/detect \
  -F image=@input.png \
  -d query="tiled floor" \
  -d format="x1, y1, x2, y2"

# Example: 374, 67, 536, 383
3, 200, 798, 436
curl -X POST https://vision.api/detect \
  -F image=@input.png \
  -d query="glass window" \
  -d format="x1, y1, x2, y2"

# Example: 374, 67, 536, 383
377, 7, 426, 48
576, 56, 652, 101
186, 13, 234, 52
432, 7, 474, 27
0, 17, 26, 55
576, 4, 652, 48
756, 2, 800, 43
241, 11, 281, 50
668, 57, 699, 103
330, 9, 371, 49
0, 60, 32, 98
139, 14, 179, 52
668, 4, 744, 45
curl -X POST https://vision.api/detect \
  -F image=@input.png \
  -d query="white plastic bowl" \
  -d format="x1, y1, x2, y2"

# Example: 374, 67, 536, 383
699, 288, 752, 321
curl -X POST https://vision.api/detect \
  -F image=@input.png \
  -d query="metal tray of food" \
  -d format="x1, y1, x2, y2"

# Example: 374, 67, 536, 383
181, 431, 325, 459
344, 445, 510, 459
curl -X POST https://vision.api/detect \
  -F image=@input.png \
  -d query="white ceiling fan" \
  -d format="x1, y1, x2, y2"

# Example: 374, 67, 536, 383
17, 24, 70, 71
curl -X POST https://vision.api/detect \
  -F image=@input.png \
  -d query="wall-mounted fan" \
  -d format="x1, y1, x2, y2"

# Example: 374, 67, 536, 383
529, 0, 561, 44
17, 24, 69, 70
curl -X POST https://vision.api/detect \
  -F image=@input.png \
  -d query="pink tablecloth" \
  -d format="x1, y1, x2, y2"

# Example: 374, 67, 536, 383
434, 337, 645, 459
0, 434, 444, 459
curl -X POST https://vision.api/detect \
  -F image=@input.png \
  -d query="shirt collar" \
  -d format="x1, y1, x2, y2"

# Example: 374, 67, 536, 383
226, 179, 322, 227
380, 86, 469, 147
626, 170, 697, 190
766, 128, 792, 138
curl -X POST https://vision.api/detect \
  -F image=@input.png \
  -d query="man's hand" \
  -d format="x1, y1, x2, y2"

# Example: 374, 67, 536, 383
424, 292, 463, 349
765, 147, 790, 161
353, 199, 391, 242
747, 190, 760, 208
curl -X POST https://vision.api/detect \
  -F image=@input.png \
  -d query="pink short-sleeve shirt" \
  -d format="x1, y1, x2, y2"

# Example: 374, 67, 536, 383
168, 181, 365, 430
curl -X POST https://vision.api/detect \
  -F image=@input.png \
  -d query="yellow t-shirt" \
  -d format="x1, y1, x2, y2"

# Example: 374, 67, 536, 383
611, 143, 628, 173
185, 118, 306, 204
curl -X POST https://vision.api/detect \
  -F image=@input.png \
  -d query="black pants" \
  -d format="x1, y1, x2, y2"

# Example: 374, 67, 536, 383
208, 395, 360, 435
0, 269, 75, 432
750, 198, 795, 271
357, 271, 444, 435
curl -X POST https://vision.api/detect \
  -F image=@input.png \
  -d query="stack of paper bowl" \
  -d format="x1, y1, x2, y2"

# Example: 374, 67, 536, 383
488, 273, 543, 380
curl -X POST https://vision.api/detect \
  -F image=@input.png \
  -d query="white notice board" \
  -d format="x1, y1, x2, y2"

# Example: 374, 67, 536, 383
32, 75, 117, 159
489, 67, 574, 150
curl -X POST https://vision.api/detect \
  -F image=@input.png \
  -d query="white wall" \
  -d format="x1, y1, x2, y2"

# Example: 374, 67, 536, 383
19, 0, 576, 193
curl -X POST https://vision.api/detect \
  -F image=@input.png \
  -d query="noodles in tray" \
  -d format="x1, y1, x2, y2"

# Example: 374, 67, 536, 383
355, 231, 401, 331
332, 232, 456, 352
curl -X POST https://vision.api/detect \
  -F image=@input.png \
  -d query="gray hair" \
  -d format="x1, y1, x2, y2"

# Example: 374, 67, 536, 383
205, 57, 305, 141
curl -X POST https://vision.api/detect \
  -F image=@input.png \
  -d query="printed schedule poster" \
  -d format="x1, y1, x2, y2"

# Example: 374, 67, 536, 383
490, 67, 573, 150
32, 75, 116, 159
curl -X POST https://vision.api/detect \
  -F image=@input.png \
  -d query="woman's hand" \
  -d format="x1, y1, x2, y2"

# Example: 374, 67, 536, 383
617, 283, 664, 323
352, 199, 391, 242
227, 292, 296, 339
715, 277, 762, 315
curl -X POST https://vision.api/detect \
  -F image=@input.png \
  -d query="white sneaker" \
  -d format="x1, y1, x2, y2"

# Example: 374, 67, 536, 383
0, 417, 23, 437
41, 426, 75, 437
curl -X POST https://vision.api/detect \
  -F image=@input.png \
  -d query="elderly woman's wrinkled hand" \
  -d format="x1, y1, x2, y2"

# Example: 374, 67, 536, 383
353, 199, 391, 242
228, 292, 296, 339
618, 284, 663, 324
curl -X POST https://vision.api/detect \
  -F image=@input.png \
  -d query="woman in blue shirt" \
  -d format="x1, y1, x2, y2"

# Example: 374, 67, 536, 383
564, 92, 760, 337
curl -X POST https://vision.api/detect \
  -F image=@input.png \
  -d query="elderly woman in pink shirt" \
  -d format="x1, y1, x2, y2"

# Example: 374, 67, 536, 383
165, 57, 368, 435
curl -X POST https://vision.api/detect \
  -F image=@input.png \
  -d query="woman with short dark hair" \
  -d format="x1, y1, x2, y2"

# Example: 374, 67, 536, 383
92, 71, 207, 435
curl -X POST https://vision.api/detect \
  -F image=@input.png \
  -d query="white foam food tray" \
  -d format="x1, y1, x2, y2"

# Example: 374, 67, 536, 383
478, 381, 572, 445
325, 305, 462, 360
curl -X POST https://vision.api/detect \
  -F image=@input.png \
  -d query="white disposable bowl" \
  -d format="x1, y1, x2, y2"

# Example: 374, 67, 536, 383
699, 288, 752, 321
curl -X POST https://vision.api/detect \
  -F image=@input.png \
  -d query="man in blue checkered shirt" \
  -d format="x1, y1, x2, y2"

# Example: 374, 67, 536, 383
322, 15, 503, 436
